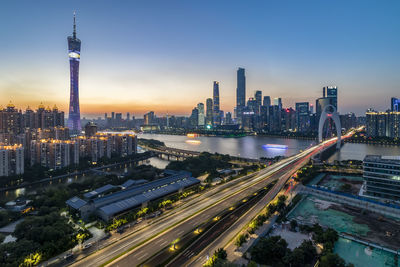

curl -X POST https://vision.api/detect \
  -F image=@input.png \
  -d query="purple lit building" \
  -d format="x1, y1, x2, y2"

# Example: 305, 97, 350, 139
67, 13, 82, 134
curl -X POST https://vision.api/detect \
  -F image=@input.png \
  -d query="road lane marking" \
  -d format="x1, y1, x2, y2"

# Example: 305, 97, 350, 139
155, 238, 164, 244
137, 253, 148, 260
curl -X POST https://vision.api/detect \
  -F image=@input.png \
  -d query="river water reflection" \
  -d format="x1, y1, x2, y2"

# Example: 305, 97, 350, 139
328, 143, 400, 162
139, 134, 400, 162
140, 133, 316, 159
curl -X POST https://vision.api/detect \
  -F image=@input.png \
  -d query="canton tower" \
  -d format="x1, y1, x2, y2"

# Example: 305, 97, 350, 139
67, 12, 82, 134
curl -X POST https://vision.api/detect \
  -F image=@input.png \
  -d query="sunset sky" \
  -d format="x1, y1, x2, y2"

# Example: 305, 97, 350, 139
0, 1, 399, 117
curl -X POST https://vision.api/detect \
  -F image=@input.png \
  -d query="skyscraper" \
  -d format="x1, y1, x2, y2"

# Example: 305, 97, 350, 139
255, 90, 262, 115
190, 107, 199, 128
213, 81, 220, 125
263, 96, 271, 107
391, 97, 400, 112
236, 68, 246, 121
273, 98, 282, 110
295, 102, 310, 132
325, 86, 338, 111
67, 13, 82, 134
206, 98, 213, 126
197, 103, 205, 126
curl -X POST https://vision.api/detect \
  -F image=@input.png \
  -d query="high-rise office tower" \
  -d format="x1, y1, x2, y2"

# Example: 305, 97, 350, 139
197, 103, 205, 126
263, 96, 271, 107
225, 112, 233, 124
273, 98, 282, 109
295, 102, 310, 132
213, 81, 220, 125
206, 98, 213, 126
67, 13, 82, 134
391, 97, 400, 112
325, 86, 338, 110
236, 68, 246, 121
255, 90, 262, 115
190, 107, 199, 128
317, 86, 338, 135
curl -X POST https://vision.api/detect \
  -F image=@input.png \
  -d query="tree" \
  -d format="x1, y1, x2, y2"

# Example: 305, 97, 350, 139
235, 234, 248, 247
250, 236, 289, 265
215, 248, 227, 260
286, 247, 305, 267
298, 240, 317, 263
20, 252, 42, 266
323, 228, 339, 244
319, 253, 347, 267
203, 248, 230, 267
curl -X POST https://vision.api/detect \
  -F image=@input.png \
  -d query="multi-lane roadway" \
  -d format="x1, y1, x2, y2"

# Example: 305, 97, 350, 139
68, 134, 350, 267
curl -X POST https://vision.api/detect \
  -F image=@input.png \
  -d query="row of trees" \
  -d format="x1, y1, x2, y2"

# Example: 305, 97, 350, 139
235, 193, 286, 247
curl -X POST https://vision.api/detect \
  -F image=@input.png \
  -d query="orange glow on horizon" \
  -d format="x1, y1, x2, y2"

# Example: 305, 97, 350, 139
0, 101, 216, 117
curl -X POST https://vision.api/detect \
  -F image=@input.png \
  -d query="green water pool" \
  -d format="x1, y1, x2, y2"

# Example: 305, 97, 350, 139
334, 237, 399, 267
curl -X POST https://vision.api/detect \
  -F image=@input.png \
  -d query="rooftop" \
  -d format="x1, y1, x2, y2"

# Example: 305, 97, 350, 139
91, 172, 193, 208
364, 155, 400, 165
120, 179, 147, 189
98, 176, 199, 217
66, 196, 87, 210
83, 184, 116, 199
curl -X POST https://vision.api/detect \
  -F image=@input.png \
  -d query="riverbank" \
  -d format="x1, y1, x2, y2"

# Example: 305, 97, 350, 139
345, 139, 400, 146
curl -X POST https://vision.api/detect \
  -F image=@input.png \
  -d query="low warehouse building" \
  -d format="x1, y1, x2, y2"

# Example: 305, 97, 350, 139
66, 170, 199, 221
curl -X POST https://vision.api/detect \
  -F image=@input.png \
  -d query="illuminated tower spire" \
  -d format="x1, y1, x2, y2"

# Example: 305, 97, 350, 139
67, 12, 82, 134
73, 11, 77, 39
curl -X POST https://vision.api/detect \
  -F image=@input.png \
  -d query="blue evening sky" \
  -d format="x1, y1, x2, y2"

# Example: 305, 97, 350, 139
0, 0, 399, 116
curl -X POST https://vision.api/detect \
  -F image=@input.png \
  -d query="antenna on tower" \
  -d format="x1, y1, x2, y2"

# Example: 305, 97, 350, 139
73, 11, 77, 38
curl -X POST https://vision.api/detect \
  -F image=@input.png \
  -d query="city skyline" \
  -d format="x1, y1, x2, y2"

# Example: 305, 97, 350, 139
1, 1, 400, 117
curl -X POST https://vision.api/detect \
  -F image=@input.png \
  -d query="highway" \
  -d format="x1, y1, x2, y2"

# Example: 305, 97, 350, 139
174, 134, 355, 266
68, 134, 348, 267
104, 137, 344, 267
68, 156, 293, 267
185, 157, 308, 266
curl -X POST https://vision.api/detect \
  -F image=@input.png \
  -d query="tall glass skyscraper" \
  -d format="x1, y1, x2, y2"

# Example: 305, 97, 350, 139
391, 97, 400, 112
206, 98, 213, 126
213, 81, 220, 125
324, 86, 338, 110
236, 68, 246, 120
67, 13, 82, 134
